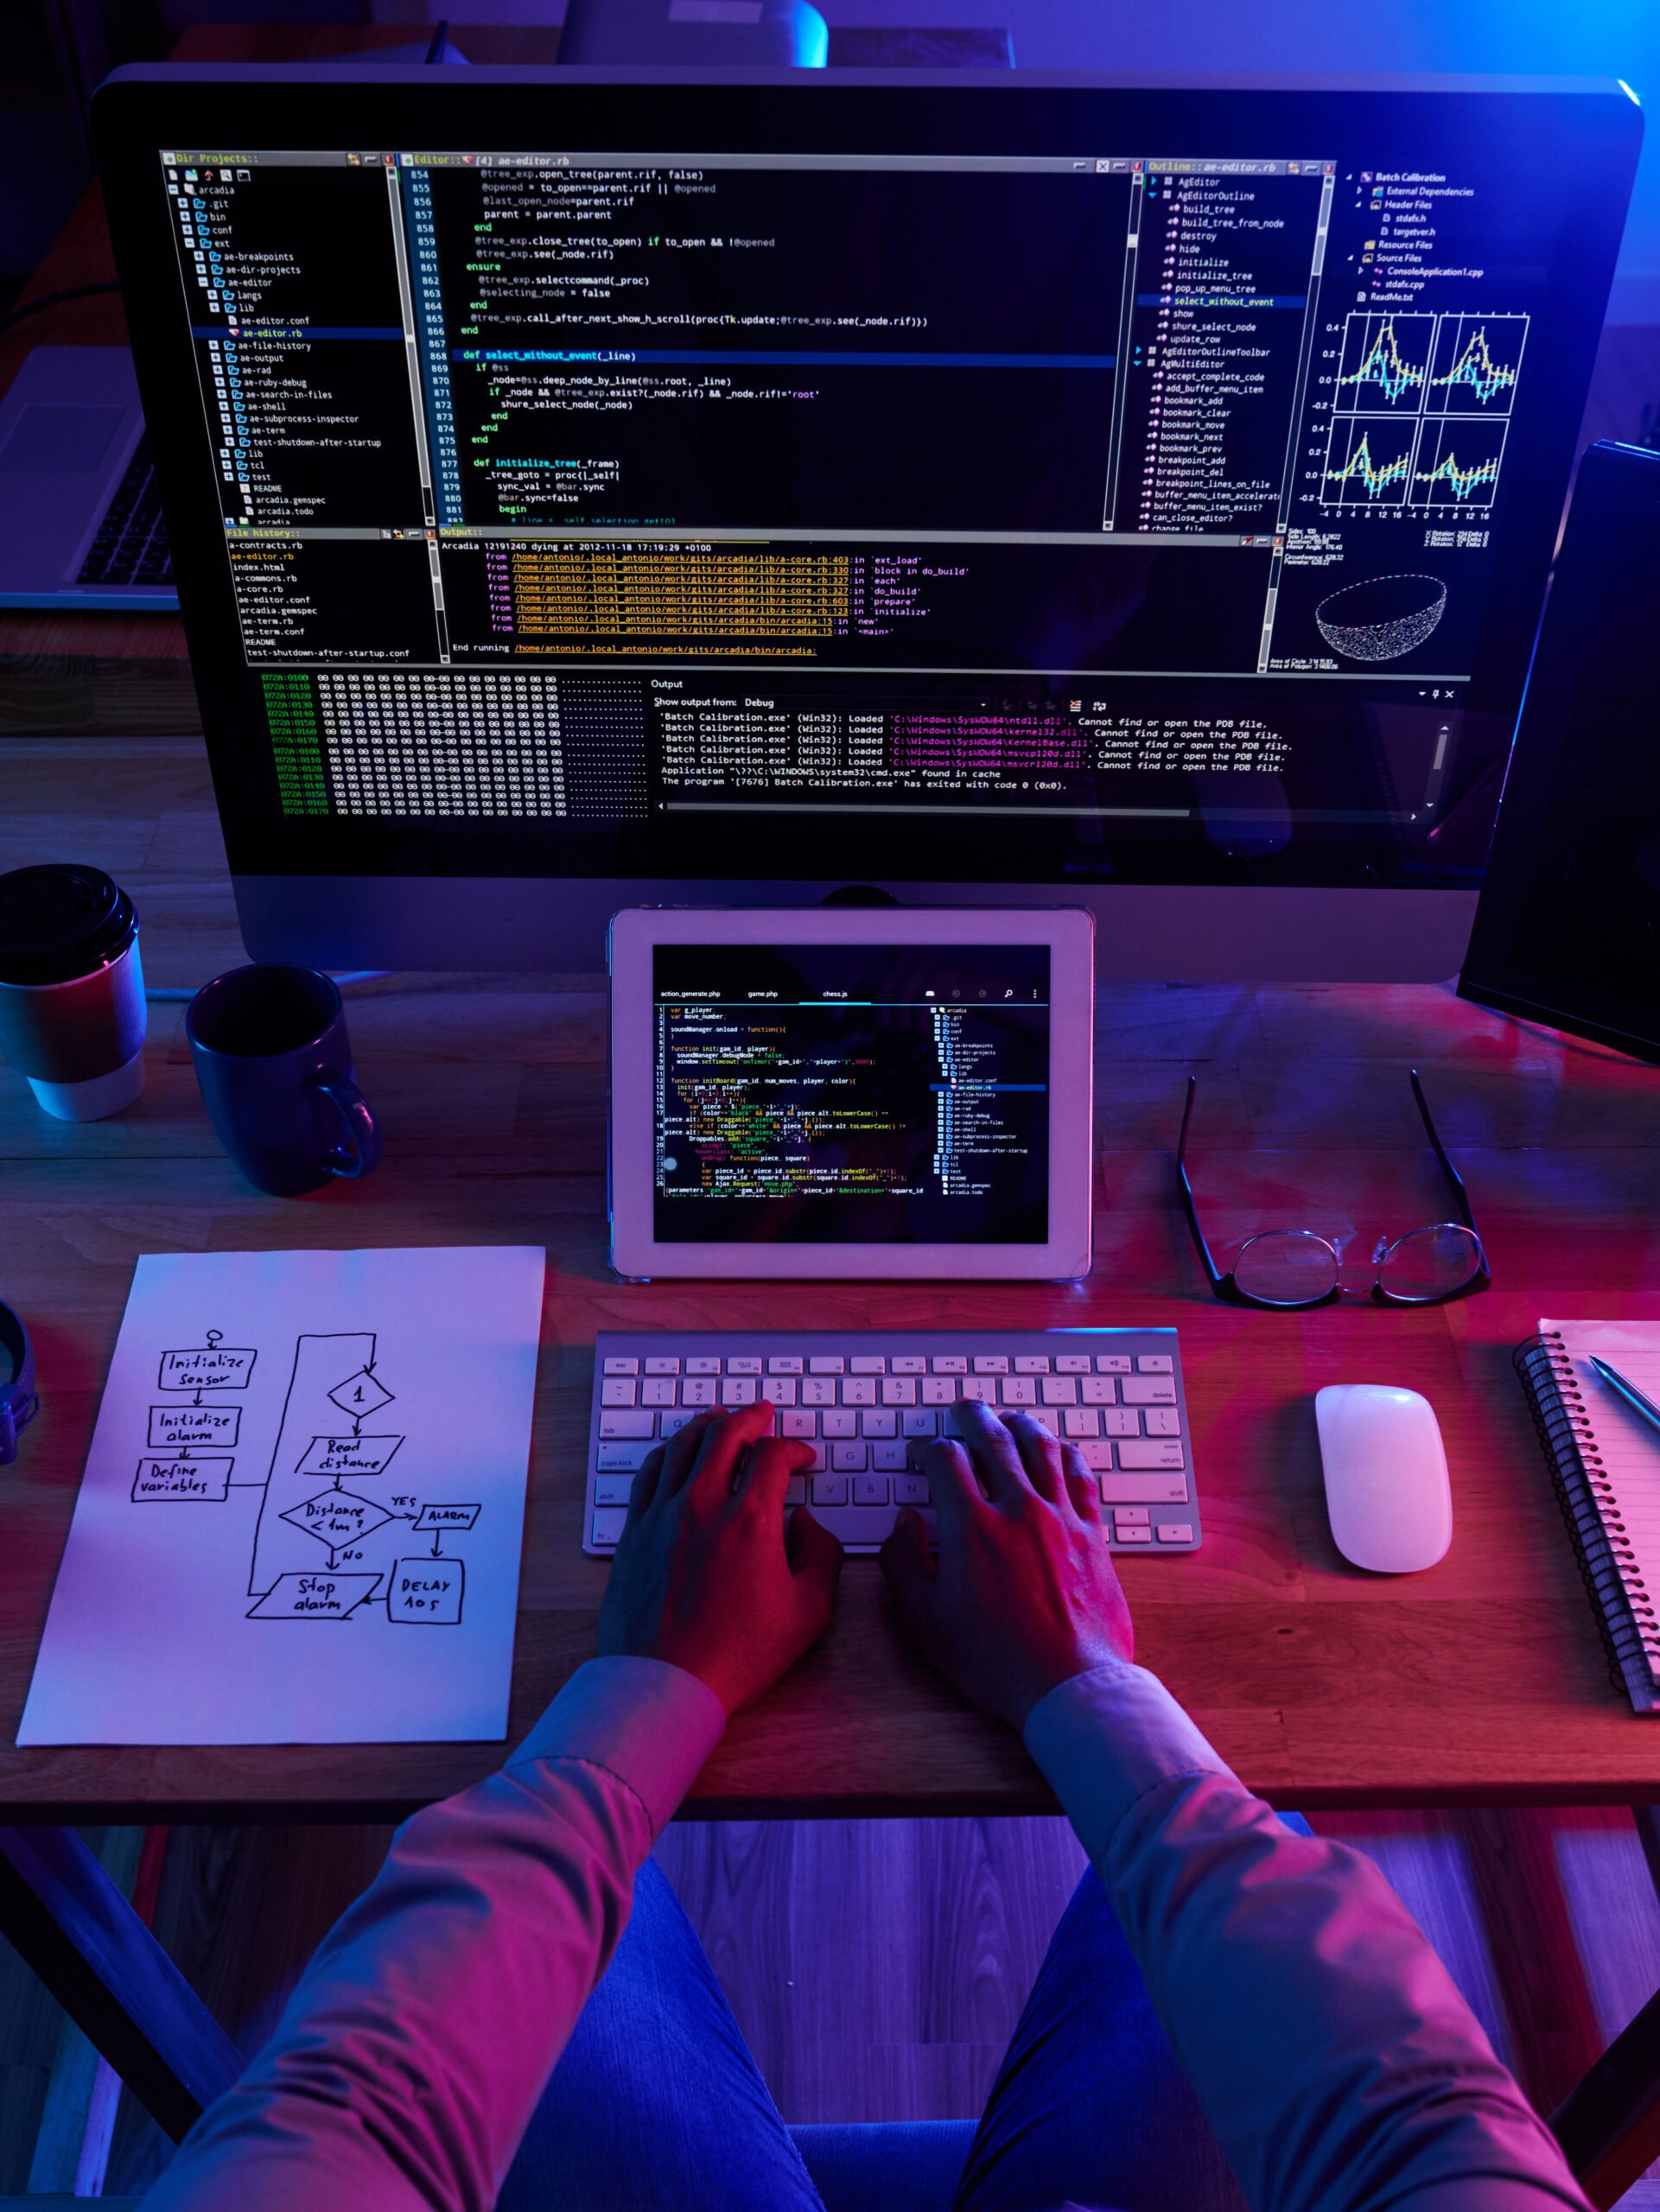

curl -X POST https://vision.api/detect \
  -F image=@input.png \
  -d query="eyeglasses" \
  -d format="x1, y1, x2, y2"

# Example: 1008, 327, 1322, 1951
1177, 1071, 1491, 1311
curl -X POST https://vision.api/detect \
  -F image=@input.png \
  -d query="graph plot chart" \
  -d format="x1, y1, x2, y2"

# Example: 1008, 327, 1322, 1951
1333, 315, 1434, 412
1410, 418, 1507, 511
1425, 315, 1527, 415
1320, 418, 1418, 509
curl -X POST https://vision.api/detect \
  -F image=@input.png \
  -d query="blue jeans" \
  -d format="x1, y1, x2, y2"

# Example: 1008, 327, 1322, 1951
497, 1825, 1309, 2212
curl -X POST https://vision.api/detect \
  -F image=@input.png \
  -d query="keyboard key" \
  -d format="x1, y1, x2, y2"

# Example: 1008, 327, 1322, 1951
961, 1376, 995, 1402
1064, 1408, 1100, 1437
661, 1411, 696, 1438
1100, 1473, 1188, 1504
781, 1409, 817, 1439
933, 1355, 967, 1373
1014, 1355, 1050, 1374
682, 1377, 717, 1408
601, 1379, 638, 1407
1115, 1523, 1153, 1545
1097, 1357, 1133, 1374
1145, 1408, 1182, 1436
597, 1442, 652, 1471
850, 1356, 886, 1374
813, 1473, 849, 1506
1114, 1506, 1151, 1526
902, 1410, 937, 1438
1157, 1523, 1195, 1544
760, 1376, 798, 1405
1123, 1378, 1177, 1405
721, 1377, 758, 1406
729, 1357, 762, 1375
1040, 1377, 1078, 1405
1027, 1408, 1060, 1433
922, 1377, 957, 1405
595, 1474, 635, 1506
803, 1377, 837, 1407
688, 1356, 722, 1375
1138, 1355, 1174, 1372
1056, 1355, 1093, 1374
785, 1477, 807, 1505
599, 1411, 655, 1439
810, 1357, 844, 1374
1078, 1441, 1114, 1471
974, 1355, 1008, 1374
896, 1473, 930, 1504
645, 1357, 681, 1375
602, 1357, 639, 1376
1002, 1376, 1037, 1406
872, 1441, 906, 1472
1118, 1440, 1186, 1471
842, 1376, 877, 1406
854, 1474, 890, 1504
641, 1378, 677, 1407
591, 1507, 627, 1546
823, 1409, 858, 1439
768, 1357, 803, 1374
805, 1443, 827, 1472
862, 1409, 898, 1438
832, 1443, 868, 1472
1103, 1408, 1141, 1437
892, 1355, 927, 1374
881, 1376, 917, 1404
1081, 1376, 1118, 1405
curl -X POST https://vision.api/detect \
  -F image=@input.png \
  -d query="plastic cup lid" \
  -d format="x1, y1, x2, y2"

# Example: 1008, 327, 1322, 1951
0, 864, 136, 986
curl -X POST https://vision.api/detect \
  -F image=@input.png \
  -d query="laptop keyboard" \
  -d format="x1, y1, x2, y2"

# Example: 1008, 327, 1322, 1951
74, 435, 173, 587
583, 1330, 1199, 1556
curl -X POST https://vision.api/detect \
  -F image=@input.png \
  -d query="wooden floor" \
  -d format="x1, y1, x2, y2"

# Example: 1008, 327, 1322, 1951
5, 1805, 1660, 2195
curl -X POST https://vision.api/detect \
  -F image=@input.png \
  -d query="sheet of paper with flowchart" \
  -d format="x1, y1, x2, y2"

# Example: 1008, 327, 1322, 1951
19, 1245, 545, 1745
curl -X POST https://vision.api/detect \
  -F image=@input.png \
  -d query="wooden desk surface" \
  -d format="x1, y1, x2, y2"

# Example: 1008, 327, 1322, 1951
4, 738, 1660, 1820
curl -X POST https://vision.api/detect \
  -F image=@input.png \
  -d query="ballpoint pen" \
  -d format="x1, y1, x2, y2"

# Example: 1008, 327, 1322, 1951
1588, 1356, 1660, 1441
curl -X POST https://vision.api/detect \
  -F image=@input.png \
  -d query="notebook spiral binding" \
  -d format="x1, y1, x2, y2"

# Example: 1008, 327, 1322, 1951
1514, 1332, 1660, 1709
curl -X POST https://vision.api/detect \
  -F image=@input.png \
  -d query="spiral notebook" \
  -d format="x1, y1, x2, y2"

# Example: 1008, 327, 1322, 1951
1515, 1321, 1660, 1713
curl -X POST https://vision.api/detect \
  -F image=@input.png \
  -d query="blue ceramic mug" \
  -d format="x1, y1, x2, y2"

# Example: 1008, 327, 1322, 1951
186, 964, 381, 1197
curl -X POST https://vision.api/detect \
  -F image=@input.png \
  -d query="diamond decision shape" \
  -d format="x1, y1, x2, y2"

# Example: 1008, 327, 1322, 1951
329, 1369, 394, 1419
280, 1487, 393, 1550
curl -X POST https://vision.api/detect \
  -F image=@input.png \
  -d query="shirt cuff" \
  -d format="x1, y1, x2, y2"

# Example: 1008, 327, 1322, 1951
506, 1656, 728, 1837
1022, 1662, 1234, 1848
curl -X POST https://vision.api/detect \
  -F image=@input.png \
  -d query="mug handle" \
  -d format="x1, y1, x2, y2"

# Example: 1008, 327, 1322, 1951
313, 1076, 383, 1179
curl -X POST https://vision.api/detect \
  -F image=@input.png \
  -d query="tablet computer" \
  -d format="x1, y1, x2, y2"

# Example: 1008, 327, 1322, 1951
608, 906, 1094, 1281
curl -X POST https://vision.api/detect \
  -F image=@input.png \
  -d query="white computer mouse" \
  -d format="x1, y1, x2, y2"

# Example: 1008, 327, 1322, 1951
1314, 1384, 1452, 1573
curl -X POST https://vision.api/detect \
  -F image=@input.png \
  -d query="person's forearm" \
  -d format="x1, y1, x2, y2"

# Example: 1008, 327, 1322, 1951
144, 1658, 726, 2212
1025, 1666, 1589, 2212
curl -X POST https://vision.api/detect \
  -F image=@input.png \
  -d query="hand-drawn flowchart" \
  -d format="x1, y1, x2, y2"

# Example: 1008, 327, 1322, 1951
130, 1325, 481, 1626
18, 1246, 545, 1748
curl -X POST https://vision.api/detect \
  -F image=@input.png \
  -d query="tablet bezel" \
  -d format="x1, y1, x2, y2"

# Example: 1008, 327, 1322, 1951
608, 906, 1094, 1280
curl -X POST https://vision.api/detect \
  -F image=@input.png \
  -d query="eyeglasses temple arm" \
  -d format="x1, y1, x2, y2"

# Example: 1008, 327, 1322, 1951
1177, 1076, 1226, 1291
1409, 1069, 1482, 1239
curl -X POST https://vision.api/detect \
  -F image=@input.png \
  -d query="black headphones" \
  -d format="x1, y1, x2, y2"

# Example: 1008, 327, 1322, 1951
0, 1301, 38, 1465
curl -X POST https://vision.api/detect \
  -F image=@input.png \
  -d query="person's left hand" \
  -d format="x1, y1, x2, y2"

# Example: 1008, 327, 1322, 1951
596, 1401, 846, 1715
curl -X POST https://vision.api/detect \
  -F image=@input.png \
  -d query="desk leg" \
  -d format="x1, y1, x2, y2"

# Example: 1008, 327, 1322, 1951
0, 1825, 241, 2142
1551, 1981, 1660, 2210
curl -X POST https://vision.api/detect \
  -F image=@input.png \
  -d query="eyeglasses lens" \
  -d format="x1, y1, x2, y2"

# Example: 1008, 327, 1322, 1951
1232, 1230, 1339, 1306
1377, 1223, 1485, 1303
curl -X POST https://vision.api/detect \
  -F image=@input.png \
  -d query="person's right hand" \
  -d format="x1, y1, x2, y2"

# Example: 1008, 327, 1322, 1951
879, 1398, 1135, 1730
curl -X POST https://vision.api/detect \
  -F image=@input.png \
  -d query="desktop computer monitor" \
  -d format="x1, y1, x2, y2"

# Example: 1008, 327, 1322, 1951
93, 67, 1641, 977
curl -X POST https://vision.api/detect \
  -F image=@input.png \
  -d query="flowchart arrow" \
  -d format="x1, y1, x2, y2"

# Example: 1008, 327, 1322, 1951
431, 1529, 442, 1558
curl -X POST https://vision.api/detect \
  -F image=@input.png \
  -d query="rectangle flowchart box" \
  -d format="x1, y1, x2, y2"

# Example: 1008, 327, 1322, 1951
132, 1457, 233, 1502
296, 1434, 404, 1478
148, 1405, 241, 1450
389, 1557, 464, 1624
158, 1344, 257, 1391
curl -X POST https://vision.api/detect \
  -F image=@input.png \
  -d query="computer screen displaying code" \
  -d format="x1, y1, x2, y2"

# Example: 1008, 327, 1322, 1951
652, 943, 1050, 1243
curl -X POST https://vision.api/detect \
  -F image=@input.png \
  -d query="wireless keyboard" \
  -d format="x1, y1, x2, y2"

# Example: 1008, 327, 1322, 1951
583, 1330, 1199, 1557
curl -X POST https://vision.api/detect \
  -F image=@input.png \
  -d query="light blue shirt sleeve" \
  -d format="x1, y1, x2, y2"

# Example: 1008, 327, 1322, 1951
143, 1656, 727, 2212
1023, 1661, 1593, 2212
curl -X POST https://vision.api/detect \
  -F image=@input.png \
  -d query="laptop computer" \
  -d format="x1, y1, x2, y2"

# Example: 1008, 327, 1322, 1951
0, 346, 176, 611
